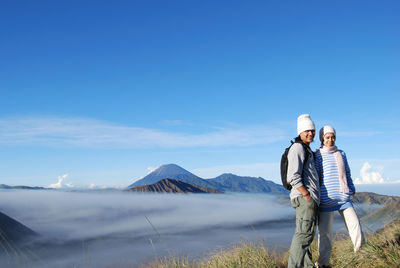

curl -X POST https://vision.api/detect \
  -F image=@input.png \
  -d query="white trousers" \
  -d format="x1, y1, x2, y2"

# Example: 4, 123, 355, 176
317, 206, 363, 266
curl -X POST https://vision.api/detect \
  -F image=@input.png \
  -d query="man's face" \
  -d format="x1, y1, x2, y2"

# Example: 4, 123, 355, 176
299, 129, 315, 144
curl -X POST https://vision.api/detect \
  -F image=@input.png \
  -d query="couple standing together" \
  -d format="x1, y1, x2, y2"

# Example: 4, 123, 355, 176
287, 114, 364, 268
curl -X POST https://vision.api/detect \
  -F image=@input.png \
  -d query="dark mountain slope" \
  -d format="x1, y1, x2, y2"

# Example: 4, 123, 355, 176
0, 210, 37, 249
127, 178, 222, 193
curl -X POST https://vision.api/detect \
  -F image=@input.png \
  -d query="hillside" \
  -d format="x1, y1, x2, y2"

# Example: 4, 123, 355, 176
0, 210, 37, 253
328, 215, 400, 268
350, 192, 400, 221
360, 200, 400, 231
127, 178, 222, 193
352, 191, 400, 205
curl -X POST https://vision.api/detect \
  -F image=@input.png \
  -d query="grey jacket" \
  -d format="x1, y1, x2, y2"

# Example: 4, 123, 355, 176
287, 143, 320, 205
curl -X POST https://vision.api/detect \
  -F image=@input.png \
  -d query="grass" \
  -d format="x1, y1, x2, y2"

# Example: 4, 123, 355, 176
144, 217, 400, 268
143, 242, 287, 268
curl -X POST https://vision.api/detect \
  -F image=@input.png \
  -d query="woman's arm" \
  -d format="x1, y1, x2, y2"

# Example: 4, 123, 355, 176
342, 151, 356, 194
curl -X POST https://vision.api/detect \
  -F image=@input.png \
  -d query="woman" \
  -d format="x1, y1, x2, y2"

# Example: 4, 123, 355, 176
314, 126, 363, 267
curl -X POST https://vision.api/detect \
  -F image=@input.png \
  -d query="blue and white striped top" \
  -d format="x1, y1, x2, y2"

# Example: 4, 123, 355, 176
314, 149, 356, 212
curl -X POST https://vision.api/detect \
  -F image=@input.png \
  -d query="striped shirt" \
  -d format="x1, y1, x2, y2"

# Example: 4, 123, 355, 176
314, 149, 355, 212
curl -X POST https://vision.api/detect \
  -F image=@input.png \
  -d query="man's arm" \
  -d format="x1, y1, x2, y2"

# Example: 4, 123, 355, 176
287, 143, 310, 200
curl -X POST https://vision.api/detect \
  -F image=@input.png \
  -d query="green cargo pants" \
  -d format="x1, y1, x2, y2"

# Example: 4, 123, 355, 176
288, 196, 318, 268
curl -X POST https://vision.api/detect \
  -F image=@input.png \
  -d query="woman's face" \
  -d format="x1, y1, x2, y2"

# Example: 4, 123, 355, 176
300, 129, 315, 145
323, 133, 336, 147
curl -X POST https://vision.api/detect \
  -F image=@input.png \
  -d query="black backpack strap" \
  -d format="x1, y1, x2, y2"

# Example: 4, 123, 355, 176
301, 143, 311, 162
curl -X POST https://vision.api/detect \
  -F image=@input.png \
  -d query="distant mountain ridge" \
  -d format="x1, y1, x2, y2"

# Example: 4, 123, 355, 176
0, 184, 47, 190
128, 164, 287, 194
128, 178, 222, 194
352, 192, 400, 206
208, 173, 286, 193
350, 192, 400, 231
360, 200, 400, 231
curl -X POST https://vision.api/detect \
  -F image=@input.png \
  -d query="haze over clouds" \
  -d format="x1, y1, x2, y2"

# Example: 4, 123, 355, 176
0, 117, 285, 149
193, 162, 279, 179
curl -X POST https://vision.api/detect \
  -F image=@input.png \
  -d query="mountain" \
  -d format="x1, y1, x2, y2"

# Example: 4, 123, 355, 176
0, 184, 47, 190
0, 211, 37, 245
127, 178, 222, 193
128, 164, 210, 188
128, 164, 287, 194
360, 200, 400, 231
207, 173, 288, 193
352, 192, 400, 231
352, 192, 400, 206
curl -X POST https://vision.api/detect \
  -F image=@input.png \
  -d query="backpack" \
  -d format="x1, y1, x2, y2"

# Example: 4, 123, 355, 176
280, 139, 311, 190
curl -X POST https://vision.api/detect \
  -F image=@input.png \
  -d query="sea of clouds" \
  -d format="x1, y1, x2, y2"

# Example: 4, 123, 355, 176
0, 190, 384, 267
0, 190, 295, 267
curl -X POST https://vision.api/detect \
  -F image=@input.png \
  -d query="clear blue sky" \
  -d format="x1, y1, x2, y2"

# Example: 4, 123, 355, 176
1, 1, 399, 192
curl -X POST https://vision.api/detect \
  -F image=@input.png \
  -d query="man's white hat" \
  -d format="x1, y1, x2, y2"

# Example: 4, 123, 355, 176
297, 114, 315, 135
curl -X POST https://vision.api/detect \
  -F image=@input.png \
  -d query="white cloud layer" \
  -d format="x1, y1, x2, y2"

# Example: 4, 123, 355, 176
354, 162, 385, 184
0, 117, 285, 148
0, 191, 294, 267
48, 174, 72, 188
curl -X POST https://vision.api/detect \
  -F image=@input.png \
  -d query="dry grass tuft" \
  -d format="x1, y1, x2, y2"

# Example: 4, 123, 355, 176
144, 242, 286, 268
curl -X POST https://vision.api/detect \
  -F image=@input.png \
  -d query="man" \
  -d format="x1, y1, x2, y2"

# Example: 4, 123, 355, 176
287, 114, 320, 268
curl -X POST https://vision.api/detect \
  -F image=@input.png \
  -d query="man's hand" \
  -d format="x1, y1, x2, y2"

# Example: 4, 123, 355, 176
296, 185, 311, 201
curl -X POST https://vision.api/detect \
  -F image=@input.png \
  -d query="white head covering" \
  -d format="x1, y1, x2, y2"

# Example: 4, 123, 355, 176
319, 125, 336, 142
297, 114, 315, 135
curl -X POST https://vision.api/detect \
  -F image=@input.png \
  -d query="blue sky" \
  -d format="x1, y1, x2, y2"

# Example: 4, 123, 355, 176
1, 1, 399, 193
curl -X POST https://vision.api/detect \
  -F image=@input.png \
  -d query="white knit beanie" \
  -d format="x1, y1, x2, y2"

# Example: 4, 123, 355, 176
297, 114, 315, 135
319, 125, 336, 142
